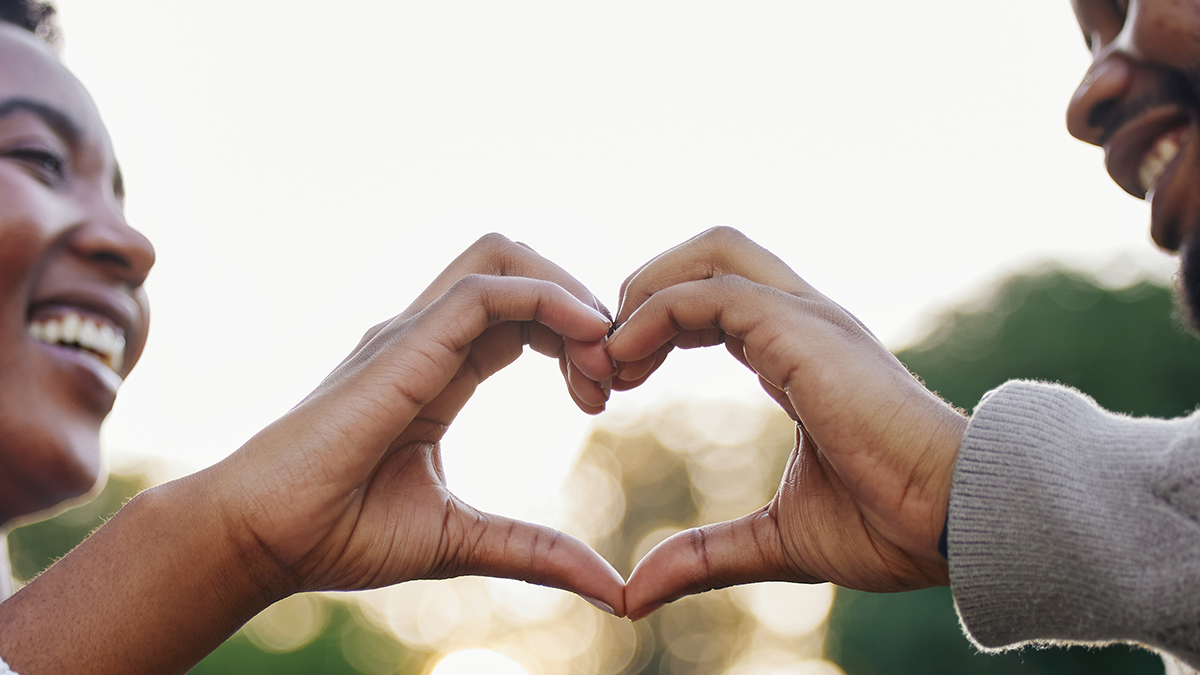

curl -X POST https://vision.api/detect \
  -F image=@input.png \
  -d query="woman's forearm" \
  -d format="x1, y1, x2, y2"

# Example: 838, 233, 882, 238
0, 471, 286, 674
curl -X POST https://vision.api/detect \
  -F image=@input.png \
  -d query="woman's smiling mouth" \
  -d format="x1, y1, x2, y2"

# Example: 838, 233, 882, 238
27, 310, 126, 374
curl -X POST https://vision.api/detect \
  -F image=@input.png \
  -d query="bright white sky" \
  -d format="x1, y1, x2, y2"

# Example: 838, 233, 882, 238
53, 1, 1173, 521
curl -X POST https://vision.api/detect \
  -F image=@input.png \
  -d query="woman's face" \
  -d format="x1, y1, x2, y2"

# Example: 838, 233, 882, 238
0, 25, 154, 523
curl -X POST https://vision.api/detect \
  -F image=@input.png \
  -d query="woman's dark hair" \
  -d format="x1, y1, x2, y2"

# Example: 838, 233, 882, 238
0, 0, 59, 47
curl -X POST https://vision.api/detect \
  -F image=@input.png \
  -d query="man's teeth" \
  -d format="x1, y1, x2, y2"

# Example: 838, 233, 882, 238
1139, 135, 1182, 195
28, 312, 125, 372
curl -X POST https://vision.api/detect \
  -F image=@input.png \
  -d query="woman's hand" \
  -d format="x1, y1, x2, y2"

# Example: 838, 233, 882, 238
606, 227, 968, 620
0, 235, 624, 675
217, 233, 624, 604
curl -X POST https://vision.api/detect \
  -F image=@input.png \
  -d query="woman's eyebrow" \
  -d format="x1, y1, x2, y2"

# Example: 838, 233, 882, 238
0, 97, 82, 147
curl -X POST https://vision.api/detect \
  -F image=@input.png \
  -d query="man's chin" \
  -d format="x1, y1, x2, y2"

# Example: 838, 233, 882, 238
1176, 233, 1200, 333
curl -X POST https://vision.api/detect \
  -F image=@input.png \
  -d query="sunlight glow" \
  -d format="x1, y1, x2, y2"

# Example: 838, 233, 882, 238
430, 649, 531, 675
241, 593, 329, 654
733, 582, 836, 637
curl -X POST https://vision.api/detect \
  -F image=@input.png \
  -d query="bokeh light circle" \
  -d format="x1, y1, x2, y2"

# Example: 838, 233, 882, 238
430, 649, 531, 675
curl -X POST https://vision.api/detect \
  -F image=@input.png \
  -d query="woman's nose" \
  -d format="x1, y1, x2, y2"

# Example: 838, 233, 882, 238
68, 205, 156, 289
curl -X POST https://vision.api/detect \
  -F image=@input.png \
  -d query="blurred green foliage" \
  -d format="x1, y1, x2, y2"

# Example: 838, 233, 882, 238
826, 267, 1200, 675
189, 601, 424, 675
8, 472, 152, 583
900, 269, 1200, 418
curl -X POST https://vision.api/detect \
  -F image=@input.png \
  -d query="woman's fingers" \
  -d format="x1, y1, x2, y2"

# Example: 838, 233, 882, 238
298, 275, 612, 480
442, 507, 628, 618
402, 234, 608, 322
623, 512, 803, 621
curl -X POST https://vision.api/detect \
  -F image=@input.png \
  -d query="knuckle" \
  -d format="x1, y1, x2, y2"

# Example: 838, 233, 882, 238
359, 318, 392, 343
465, 233, 516, 269
449, 272, 479, 291
473, 232, 513, 250
701, 225, 748, 246
448, 273, 490, 299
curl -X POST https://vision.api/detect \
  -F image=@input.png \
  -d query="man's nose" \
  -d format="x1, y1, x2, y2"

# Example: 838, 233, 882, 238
1066, 54, 1133, 147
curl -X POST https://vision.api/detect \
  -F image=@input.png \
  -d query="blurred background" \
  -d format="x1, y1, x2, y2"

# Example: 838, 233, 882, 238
7, 0, 1196, 673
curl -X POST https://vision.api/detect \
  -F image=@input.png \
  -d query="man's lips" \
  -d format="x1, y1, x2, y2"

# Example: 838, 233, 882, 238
1104, 106, 1191, 199
1138, 128, 1187, 196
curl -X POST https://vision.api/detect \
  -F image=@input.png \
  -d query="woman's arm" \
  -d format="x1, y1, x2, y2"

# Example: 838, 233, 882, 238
0, 234, 626, 674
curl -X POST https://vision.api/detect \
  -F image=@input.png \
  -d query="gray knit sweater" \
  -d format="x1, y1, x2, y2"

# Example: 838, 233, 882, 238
948, 380, 1200, 671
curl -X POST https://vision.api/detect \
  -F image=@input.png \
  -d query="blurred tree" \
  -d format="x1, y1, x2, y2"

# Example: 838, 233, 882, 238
826, 266, 1200, 675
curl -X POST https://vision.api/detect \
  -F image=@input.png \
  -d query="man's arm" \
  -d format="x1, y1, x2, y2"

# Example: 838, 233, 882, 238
951, 380, 1200, 669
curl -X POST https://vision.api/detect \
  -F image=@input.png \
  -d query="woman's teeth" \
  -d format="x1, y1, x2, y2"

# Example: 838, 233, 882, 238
28, 312, 125, 373
1139, 135, 1182, 195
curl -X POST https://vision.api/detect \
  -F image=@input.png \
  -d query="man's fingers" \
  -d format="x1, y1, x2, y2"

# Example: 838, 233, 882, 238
612, 344, 672, 387
623, 512, 794, 621
448, 510, 628, 618
615, 227, 808, 324
609, 275, 787, 364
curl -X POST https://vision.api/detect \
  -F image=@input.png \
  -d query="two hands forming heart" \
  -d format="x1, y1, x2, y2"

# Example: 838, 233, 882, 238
0, 228, 972, 674
215, 226, 969, 622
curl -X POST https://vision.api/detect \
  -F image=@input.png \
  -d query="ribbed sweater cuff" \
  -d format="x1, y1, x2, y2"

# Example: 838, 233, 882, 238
948, 380, 1200, 668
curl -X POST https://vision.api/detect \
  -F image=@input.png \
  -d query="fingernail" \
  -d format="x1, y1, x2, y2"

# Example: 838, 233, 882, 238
600, 378, 612, 400
588, 305, 613, 324
579, 595, 616, 616
607, 320, 621, 338
629, 602, 664, 621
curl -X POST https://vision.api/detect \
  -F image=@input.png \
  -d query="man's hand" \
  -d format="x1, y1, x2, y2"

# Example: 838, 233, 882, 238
606, 227, 968, 620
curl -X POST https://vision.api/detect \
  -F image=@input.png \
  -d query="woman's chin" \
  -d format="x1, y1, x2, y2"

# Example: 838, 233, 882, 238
0, 424, 105, 527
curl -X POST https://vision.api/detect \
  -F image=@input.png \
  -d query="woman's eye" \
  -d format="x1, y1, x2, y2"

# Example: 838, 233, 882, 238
7, 147, 66, 182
